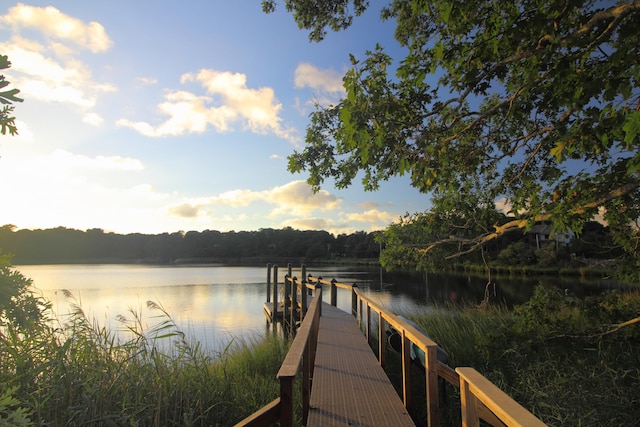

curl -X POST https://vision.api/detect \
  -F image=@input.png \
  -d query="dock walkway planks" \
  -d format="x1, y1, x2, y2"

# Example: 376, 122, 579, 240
306, 303, 415, 427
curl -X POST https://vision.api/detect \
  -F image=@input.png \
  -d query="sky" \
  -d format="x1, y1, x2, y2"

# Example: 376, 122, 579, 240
0, 1, 431, 236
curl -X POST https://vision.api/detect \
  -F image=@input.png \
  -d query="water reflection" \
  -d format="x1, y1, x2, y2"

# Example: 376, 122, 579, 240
16, 264, 630, 355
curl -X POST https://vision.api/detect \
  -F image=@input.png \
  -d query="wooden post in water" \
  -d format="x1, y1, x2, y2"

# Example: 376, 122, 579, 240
300, 264, 307, 319
266, 263, 272, 303
272, 264, 278, 321
287, 264, 293, 329
290, 276, 297, 329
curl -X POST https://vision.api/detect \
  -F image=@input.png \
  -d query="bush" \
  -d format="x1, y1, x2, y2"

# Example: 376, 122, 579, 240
496, 241, 536, 266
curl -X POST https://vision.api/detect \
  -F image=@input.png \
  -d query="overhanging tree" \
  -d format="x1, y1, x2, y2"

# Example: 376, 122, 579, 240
0, 54, 23, 136
264, 0, 640, 274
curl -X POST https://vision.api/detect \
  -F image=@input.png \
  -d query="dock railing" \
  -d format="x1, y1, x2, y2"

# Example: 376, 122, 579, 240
235, 279, 322, 427
236, 264, 547, 427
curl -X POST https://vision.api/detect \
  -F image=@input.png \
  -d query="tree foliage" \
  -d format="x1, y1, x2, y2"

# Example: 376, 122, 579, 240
0, 252, 47, 332
0, 225, 380, 264
0, 55, 23, 136
265, 0, 640, 273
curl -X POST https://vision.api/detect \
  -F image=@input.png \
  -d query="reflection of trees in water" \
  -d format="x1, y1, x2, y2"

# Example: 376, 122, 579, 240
337, 267, 630, 309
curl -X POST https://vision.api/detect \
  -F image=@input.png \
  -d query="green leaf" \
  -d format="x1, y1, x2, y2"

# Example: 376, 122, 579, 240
0, 88, 23, 104
622, 110, 640, 146
550, 141, 566, 162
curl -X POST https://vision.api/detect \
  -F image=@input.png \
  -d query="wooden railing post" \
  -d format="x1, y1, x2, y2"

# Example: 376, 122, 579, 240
366, 303, 372, 344
279, 376, 294, 427
459, 376, 479, 427
315, 283, 322, 317
401, 329, 412, 411
351, 283, 358, 317
456, 367, 547, 427
284, 274, 291, 330
379, 314, 386, 367
330, 278, 337, 306
425, 345, 440, 427
302, 340, 310, 425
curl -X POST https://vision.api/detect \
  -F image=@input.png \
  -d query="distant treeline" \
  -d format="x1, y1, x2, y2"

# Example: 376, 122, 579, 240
0, 225, 380, 264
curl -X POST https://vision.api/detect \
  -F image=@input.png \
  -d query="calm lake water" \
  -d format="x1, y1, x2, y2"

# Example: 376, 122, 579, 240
16, 263, 625, 354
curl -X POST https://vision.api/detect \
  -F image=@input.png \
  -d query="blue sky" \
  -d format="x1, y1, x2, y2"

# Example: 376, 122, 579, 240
0, 1, 431, 235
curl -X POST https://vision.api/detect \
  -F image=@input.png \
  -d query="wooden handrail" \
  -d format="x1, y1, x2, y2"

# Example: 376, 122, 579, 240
457, 367, 546, 427
234, 284, 322, 427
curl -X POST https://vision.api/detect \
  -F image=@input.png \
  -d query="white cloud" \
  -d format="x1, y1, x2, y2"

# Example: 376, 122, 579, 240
358, 201, 381, 210
168, 203, 201, 218
0, 150, 161, 233
210, 189, 263, 207
282, 217, 330, 231
346, 209, 398, 227
168, 180, 342, 220
495, 197, 515, 216
267, 180, 341, 217
294, 63, 345, 112
117, 91, 226, 137
0, 3, 112, 52
294, 63, 344, 94
12, 119, 33, 141
0, 4, 116, 113
50, 149, 144, 171
137, 76, 158, 86
118, 69, 299, 143
83, 112, 103, 126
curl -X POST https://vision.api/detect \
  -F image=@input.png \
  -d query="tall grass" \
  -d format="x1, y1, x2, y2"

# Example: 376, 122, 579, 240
401, 288, 640, 426
0, 291, 289, 426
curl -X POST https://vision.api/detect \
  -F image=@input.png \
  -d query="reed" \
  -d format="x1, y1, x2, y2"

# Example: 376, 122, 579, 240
0, 291, 289, 426
404, 287, 640, 426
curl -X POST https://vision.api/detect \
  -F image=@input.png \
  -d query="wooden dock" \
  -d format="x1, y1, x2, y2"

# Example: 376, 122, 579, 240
235, 265, 547, 427
306, 303, 414, 427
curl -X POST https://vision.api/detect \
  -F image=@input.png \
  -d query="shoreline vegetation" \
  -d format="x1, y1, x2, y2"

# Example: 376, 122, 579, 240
2, 223, 635, 286
2, 256, 639, 425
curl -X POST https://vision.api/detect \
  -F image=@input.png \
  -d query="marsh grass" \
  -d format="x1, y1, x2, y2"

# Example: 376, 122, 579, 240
0, 291, 289, 426
399, 288, 640, 426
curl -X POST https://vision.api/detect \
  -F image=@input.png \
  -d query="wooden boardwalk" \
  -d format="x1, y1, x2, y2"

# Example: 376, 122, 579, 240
236, 267, 547, 427
306, 303, 415, 427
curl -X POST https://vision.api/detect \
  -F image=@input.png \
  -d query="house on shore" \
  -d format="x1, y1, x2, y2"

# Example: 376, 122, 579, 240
526, 222, 574, 249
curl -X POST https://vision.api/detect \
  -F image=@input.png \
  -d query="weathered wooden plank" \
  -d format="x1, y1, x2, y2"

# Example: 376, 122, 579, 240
307, 303, 415, 427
